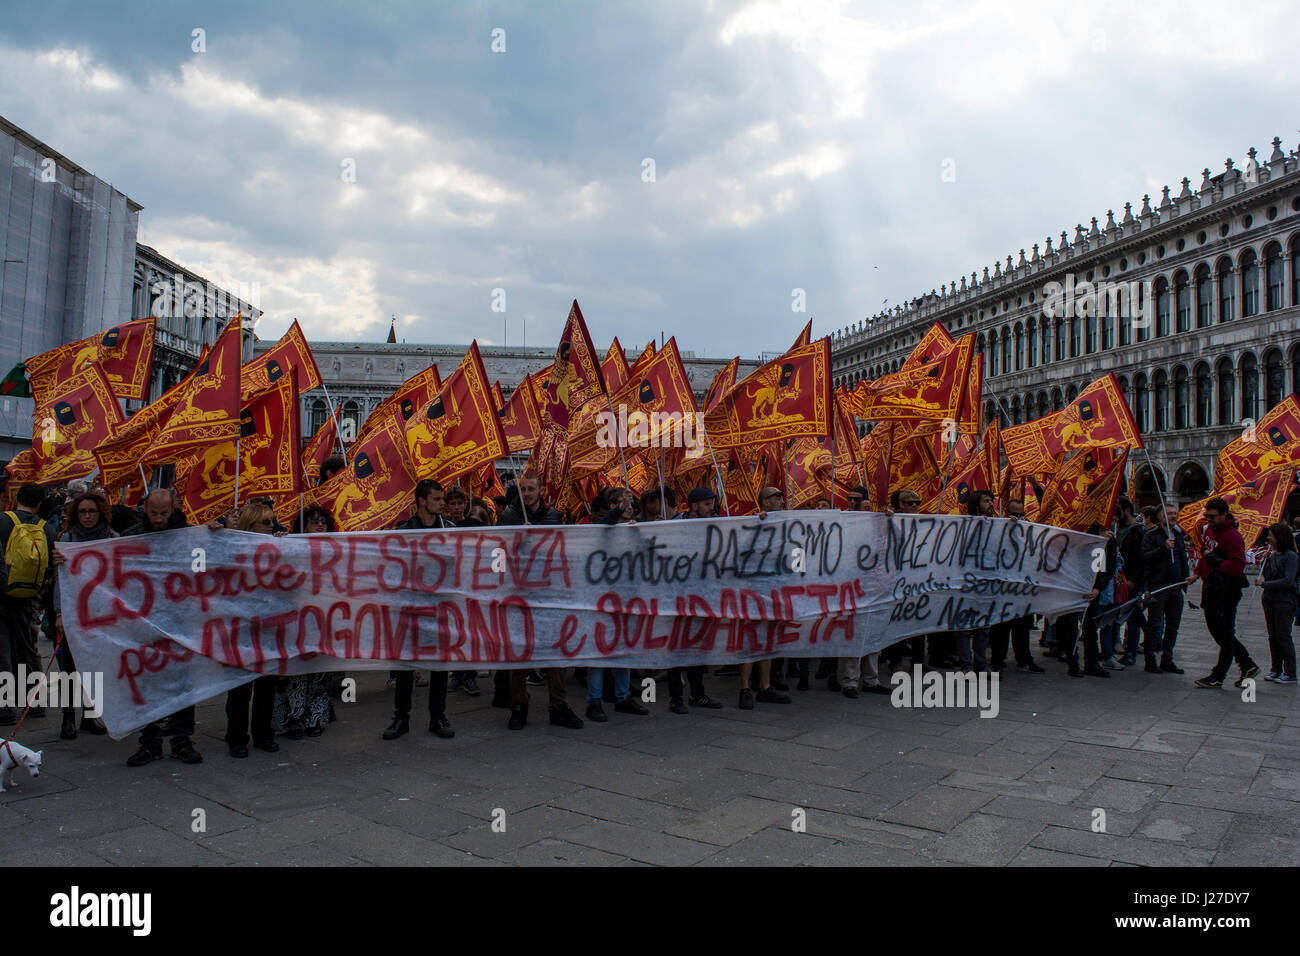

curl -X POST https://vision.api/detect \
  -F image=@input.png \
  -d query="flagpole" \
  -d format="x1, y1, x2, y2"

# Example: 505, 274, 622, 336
138, 463, 148, 493
655, 447, 667, 517
319, 383, 348, 463
829, 414, 836, 509
697, 417, 730, 517
1140, 444, 1172, 520
233, 435, 241, 513
602, 392, 631, 489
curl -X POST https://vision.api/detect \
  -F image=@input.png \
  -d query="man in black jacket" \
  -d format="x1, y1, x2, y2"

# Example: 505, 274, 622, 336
122, 490, 203, 765
384, 480, 455, 741
1118, 500, 1148, 665
1140, 504, 1189, 674
494, 474, 584, 731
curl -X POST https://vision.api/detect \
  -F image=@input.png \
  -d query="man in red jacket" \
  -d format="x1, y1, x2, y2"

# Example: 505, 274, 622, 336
1188, 498, 1260, 689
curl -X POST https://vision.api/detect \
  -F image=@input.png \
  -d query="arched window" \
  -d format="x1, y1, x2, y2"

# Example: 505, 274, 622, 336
1135, 282, 1148, 342
1240, 249, 1259, 317
1216, 358, 1235, 424
1055, 319, 1065, 360
1102, 309, 1114, 350
985, 400, 997, 427
1240, 353, 1259, 423
1174, 366, 1189, 429
1134, 372, 1149, 433
1155, 277, 1170, 337
1051, 387, 1064, 412
1217, 258, 1235, 322
1264, 243, 1284, 311
309, 399, 327, 435
1085, 313, 1097, 353
1037, 390, 1048, 418
1174, 270, 1190, 332
1014, 324, 1024, 371
1011, 396, 1022, 426
342, 400, 361, 436
1070, 317, 1080, 357
1153, 370, 1168, 431
1293, 344, 1300, 398
1264, 349, 1284, 410
1195, 264, 1212, 327
1066, 383, 1079, 403
1001, 326, 1011, 374
1039, 318, 1051, 363
1026, 323, 1037, 367
989, 332, 999, 376
1194, 362, 1212, 427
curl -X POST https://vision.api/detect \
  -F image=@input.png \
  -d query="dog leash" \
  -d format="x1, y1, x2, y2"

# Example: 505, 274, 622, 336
2, 631, 63, 748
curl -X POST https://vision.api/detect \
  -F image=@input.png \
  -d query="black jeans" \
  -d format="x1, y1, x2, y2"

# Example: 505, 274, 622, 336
1055, 611, 1100, 670
1204, 585, 1252, 680
667, 666, 707, 702
990, 615, 1033, 668
1145, 590, 1184, 663
394, 670, 448, 719
1262, 598, 1297, 678
141, 706, 197, 751
225, 675, 277, 745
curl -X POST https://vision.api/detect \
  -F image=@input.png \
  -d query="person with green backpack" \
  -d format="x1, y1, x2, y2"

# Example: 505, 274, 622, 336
0, 482, 57, 725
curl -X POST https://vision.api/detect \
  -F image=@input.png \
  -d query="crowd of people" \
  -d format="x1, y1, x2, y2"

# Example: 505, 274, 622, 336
1, 458, 1296, 772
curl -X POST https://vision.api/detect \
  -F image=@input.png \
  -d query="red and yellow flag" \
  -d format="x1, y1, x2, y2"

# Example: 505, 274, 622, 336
310, 414, 420, 532
1001, 373, 1142, 477
497, 374, 542, 454
241, 318, 322, 399
142, 315, 242, 466
933, 420, 999, 515
26, 317, 156, 404
174, 373, 302, 525
1039, 447, 1120, 528
93, 354, 200, 493
301, 399, 343, 487
628, 341, 655, 378
851, 332, 974, 425
1179, 465, 1296, 556
31, 364, 125, 484
532, 301, 608, 499
601, 338, 631, 394
702, 338, 831, 449
404, 341, 508, 486
1213, 394, 1300, 492
356, 361, 442, 448
1044, 449, 1128, 532
703, 357, 739, 413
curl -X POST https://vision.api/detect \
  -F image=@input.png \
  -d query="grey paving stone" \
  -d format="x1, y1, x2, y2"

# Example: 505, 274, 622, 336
940, 770, 1083, 805
1185, 746, 1265, 779
1135, 804, 1234, 848
1161, 786, 1300, 818
444, 805, 591, 856
851, 759, 951, 801
797, 808, 938, 850
1246, 768, 1300, 801
1008, 846, 1111, 866
1025, 754, 1115, 790
1031, 825, 1216, 866
979, 795, 1140, 836
321, 819, 495, 865
1078, 777, 1170, 814
664, 795, 794, 846
1212, 829, 1300, 866
86, 823, 234, 866
505, 838, 631, 866
562, 819, 718, 866
743, 776, 898, 818
901, 747, 1041, 777
810, 840, 934, 866
348, 791, 486, 840
695, 826, 836, 866
879, 784, 994, 831
930, 813, 1044, 866
200, 806, 370, 857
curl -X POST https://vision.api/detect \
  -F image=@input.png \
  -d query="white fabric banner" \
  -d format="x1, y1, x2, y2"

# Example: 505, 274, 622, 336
57, 512, 1102, 737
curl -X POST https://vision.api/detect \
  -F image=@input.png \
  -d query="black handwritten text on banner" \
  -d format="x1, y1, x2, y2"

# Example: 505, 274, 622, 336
57, 513, 1100, 736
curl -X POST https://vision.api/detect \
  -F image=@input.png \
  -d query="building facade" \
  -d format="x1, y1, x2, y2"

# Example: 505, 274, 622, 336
832, 135, 1300, 508
0, 116, 141, 457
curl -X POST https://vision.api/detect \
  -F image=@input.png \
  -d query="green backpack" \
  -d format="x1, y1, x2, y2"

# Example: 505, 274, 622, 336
3, 512, 50, 599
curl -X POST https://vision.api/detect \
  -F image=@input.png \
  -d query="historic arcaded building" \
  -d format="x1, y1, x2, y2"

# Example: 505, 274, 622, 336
832, 135, 1300, 508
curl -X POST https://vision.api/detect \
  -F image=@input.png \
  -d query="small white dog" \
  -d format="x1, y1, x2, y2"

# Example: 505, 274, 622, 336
0, 740, 42, 793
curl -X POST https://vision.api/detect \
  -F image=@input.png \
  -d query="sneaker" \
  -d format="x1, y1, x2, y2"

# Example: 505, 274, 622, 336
1265, 671, 1280, 682
126, 745, 162, 767
254, 738, 280, 753
1160, 660, 1184, 675
1083, 666, 1110, 678
228, 743, 249, 758
549, 705, 584, 729
170, 740, 203, 764
586, 702, 608, 723
1194, 676, 1224, 689
863, 683, 892, 694
688, 695, 723, 709
1067, 665, 1084, 678
842, 686, 860, 699
382, 717, 410, 740
738, 688, 755, 710
669, 699, 689, 715
1274, 674, 1297, 685
1234, 664, 1260, 688
1016, 662, 1046, 674
614, 698, 649, 716
1120, 653, 1137, 666
527, 669, 546, 686
429, 714, 455, 739
507, 704, 528, 730
1101, 657, 1125, 671
755, 688, 791, 704
462, 676, 481, 697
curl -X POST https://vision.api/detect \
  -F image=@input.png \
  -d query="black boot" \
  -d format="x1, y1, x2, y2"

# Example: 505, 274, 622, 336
60, 708, 77, 740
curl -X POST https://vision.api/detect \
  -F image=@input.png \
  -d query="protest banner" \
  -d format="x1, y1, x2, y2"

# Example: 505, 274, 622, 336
57, 512, 1101, 737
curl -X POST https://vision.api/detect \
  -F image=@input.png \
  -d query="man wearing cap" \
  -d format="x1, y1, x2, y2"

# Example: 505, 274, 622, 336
666, 487, 725, 713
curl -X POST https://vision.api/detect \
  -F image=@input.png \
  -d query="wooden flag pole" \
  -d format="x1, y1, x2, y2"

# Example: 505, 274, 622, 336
233, 435, 241, 514
319, 383, 348, 463
696, 418, 730, 517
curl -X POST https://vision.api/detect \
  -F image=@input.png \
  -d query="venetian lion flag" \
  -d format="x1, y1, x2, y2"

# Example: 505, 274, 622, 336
1213, 395, 1300, 493
1039, 447, 1120, 528
497, 375, 542, 454
602, 338, 631, 394
174, 374, 302, 525
26, 317, 156, 404
567, 337, 699, 477
858, 422, 893, 510
301, 399, 343, 486
532, 300, 607, 499
241, 319, 322, 399
142, 315, 242, 466
703, 338, 831, 450
404, 341, 508, 485
1001, 373, 1142, 477
933, 420, 999, 515
310, 415, 420, 532
356, 361, 443, 448
31, 364, 125, 484
93, 353, 203, 494
1044, 449, 1128, 532
703, 357, 739, 412
851, 332, 974, 425
1179, 465, 1297, 556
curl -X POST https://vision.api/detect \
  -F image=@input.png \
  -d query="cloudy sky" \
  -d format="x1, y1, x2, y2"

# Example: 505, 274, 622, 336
2, 0, 1295, 358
